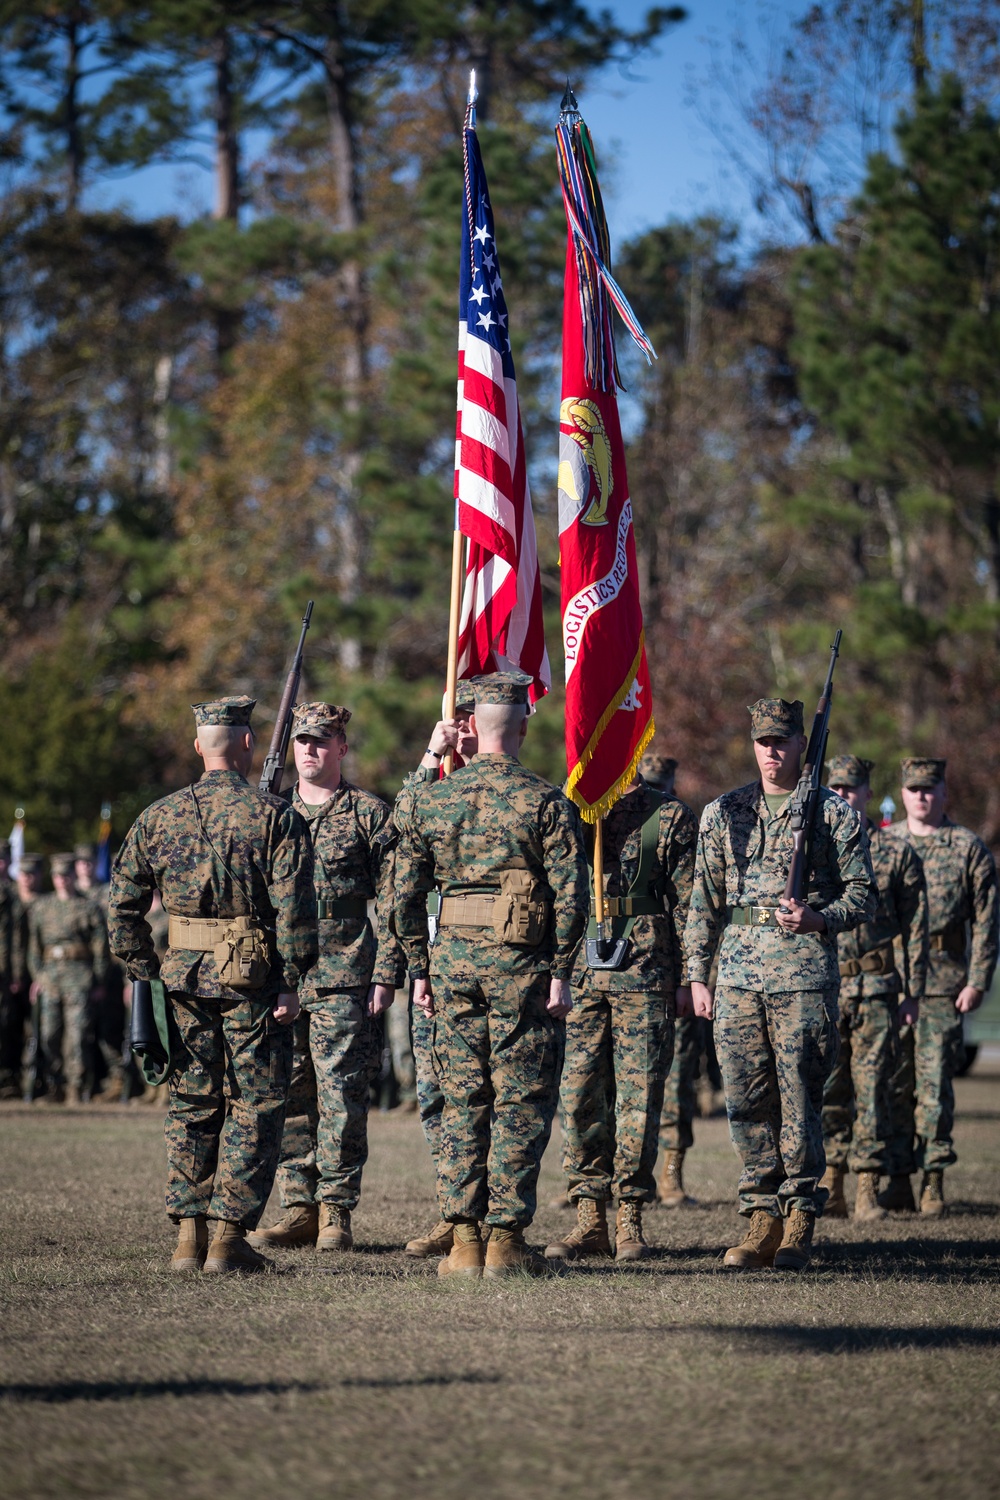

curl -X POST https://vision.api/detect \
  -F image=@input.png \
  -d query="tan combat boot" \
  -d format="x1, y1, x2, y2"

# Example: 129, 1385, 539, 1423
247, 1205, 319, 1249
405, 1219, 455, 1258
169, 1215, 208, 1273
919, 1170, 946, 1217
203, 1220, 272, 1274
615, 1201, 651, 1262
820, 1164, 848, 1218
878, 1173, 916, 1212
437, 1221, 484, 1279
723, 1210, 784, 1269
854, 1172, 887, 1222
544, 1197, 612, 1261
659, 1150, 697, 1209
98, 1075, 124, 1104
773, 1209, 816, 1271
316, 1203, 353, 1251
484, 1226, 549, 1278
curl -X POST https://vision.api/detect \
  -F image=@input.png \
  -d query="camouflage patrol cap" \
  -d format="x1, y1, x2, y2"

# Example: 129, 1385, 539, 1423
291, 702, 351, 740
19, 853, 43, 875
454, 680, 477, 714
640, 753, 678, 791
472, 671, 532, 707
74, 842, 96, 862
50, 852, 75, 876
826, 755, 874, 788
192, 695, 256, 728
748, 698, 804, 740
901, 757, 947, 789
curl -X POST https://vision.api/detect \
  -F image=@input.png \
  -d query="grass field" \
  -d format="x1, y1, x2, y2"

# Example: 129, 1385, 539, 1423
2, 1065, 999, 1500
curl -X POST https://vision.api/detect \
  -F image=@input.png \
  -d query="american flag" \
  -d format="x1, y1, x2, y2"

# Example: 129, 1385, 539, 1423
454, 109, 550, 702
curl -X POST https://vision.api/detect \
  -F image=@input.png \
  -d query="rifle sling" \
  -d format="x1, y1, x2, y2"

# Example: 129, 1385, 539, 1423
587, 802, 662, 946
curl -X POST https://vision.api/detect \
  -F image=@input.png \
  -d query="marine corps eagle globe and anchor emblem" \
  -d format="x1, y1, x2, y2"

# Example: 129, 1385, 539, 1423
558, 397, 614, 528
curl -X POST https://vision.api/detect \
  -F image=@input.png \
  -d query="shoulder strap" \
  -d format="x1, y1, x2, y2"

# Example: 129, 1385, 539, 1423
628, 798, 663, 900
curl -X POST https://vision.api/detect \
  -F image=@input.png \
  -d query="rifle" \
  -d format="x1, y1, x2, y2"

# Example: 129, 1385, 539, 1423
259, 601, 314, 796
782, 629, 843, 907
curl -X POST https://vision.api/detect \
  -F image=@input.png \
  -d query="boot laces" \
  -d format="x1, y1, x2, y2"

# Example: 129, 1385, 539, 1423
783, 1209, 813, 1248
618, 1201, 644, 1241
564, 1197, 603, 1245
746, 1210, 779, 1249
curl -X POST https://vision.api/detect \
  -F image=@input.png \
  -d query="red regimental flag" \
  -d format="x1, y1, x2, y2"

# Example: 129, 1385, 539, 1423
557, 115, 654, 820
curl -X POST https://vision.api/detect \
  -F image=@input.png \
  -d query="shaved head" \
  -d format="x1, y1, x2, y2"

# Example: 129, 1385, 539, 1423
195, 724, 248, 756
194, 723, 255, 777
472, 702, 527, 739
470, 701, 529, 756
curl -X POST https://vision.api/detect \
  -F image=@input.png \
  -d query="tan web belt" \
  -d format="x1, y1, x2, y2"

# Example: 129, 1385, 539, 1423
929, 924, 965, 953
728, 905, 782, 928
438, 893, 500, 928
839, 942, 894, 979
44, 943, 90, 962
167, 915, 227, 951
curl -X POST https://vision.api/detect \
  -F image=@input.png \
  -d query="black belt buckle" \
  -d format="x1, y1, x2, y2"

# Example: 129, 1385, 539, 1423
586, 935, 629, 970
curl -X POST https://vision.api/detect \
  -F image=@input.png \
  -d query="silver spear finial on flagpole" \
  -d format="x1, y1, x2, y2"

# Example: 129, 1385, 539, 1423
467, 69, 478, 129
559, 79, 580, 123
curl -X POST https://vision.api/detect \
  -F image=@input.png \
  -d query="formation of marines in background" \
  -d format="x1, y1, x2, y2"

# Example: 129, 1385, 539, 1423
2, 679, 997, 1276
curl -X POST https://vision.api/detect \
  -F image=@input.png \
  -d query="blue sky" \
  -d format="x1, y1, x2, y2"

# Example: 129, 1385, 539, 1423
89, 1, 790, 246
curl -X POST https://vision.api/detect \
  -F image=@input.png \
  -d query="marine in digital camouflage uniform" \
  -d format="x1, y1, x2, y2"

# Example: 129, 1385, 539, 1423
73, 840, 128, 1100
0, 840, 29, 1099
685, 698, 878, 1271
395, 672, 589, 1278
820, 755, 928, 1221
545, 752, 697, 1263
108, 695, 317, 1274
645, 758, 723, 1210
27, 854, 109, 1102
15, 855, 44, 1097
394, 681, 479, 1260
250, 702, 405, 1254
881, 758, 999, 1216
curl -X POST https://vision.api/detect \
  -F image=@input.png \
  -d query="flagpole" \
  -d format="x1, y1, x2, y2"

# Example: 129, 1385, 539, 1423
442, 525, 463, 776
442, 68, 479, 779
592, 814, 607, 950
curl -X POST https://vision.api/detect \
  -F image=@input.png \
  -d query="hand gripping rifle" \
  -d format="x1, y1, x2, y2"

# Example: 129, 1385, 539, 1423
782, 629, 842, 908
259, 601, 313, 797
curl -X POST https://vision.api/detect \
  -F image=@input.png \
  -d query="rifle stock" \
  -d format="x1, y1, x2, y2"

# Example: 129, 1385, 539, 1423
259, 601, 314, 797
782, 631, 842, 905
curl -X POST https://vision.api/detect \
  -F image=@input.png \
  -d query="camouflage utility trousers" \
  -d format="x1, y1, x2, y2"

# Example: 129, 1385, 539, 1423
885, 994, 964, 1173
166, 989, 293, 1228
560, 988, 673, 1203
38, 962, 94, 1092
658, 1013, 699, 1155
714, 985, 839, 1218
821, 992, 896, 1174
275, 989, 381, 1210
431, 964, 563, 1229
411, 994, 444, 1166
386, 993, 416, 1106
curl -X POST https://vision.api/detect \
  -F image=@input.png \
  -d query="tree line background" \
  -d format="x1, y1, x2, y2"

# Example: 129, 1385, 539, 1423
2, 0, 1000, 853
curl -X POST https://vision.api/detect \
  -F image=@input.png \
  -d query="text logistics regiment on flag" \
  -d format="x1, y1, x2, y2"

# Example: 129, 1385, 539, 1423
556, 97, 656, 820
454, 113, 550, 703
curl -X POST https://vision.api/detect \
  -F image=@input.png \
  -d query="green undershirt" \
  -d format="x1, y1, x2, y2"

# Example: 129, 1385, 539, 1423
763, 791, 790, 817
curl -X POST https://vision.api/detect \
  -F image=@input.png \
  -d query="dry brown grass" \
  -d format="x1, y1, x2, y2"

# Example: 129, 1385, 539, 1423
2, 1066, 999, 1500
